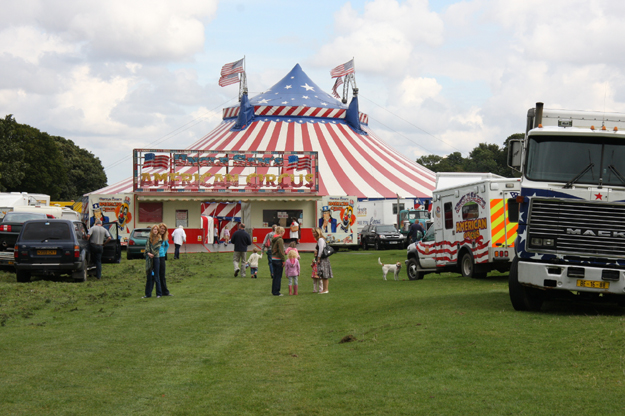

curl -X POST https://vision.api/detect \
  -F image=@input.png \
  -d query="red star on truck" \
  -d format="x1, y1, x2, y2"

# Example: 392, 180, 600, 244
595, 193, 603, 200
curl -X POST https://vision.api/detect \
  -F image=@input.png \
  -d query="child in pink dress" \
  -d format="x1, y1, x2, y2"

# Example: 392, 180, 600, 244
285, 249, 300, 295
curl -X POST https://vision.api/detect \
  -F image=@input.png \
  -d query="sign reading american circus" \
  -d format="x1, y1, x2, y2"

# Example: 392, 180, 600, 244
133, 149, 319, 193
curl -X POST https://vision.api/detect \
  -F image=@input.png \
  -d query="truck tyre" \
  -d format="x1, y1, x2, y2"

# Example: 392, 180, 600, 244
72, 261, 87, 282
375, 240, 382, 250
508, 258, 543, 311
361, 239, 367, 250
16, 270, 30, 283
407, 258, 424, 280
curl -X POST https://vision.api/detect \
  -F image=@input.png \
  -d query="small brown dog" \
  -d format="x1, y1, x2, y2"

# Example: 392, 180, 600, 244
378, 258, 402, 281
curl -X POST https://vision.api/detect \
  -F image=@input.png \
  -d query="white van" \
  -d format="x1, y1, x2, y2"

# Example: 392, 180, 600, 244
13, 205, 81, 221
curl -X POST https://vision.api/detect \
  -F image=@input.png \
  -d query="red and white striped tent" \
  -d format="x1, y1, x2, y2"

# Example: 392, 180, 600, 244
94, 64, 436, 198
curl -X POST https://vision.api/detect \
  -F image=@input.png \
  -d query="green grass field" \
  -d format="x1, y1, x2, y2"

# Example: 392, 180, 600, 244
1, 249, 624, 415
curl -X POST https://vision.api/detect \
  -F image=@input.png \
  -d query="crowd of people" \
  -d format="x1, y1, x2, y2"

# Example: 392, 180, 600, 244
141, 222, 334, 298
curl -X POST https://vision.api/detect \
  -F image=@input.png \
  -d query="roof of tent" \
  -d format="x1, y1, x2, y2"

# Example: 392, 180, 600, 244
93, 64, 436, 199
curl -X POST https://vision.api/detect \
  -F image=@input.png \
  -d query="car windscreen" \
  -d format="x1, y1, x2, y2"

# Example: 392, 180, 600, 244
133, 230, 151, 239
3, 212, 46, 223
22, 222, 72, 241
376, 225, 396, 233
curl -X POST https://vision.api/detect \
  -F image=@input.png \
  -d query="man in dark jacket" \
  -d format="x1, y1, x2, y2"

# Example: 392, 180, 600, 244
231, 223, 252, 277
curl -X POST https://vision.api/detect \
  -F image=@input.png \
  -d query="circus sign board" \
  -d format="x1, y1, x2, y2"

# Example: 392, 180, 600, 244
133, 149, 319, 194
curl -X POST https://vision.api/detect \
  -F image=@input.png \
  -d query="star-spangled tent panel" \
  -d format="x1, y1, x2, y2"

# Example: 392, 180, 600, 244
92, 64, 436, 199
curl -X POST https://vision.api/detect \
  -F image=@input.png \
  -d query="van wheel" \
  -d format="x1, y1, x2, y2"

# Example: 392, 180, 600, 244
407, 258, 424, 280
509, 257, 543, 311
73, 261, 87, 282
16, 270, 30, 283
460, 252, 475, 277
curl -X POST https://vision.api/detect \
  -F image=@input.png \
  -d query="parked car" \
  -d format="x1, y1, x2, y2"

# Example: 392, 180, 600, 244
359, 224, 405, 250
13, 219, 121, 282
127, 228, 151, 260
0, 211, 51, 251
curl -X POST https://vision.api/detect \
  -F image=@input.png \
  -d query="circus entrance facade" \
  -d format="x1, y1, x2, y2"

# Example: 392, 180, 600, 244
84, 148, 324, 247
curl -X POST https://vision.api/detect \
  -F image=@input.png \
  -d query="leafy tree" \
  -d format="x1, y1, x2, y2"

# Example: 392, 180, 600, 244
0, 115, 27, 191
417, 135, 523, 178
9, 123, 67, 200
54, 136, 108, 200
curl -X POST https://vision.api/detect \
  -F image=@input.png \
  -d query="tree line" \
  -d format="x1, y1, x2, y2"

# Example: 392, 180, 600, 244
416, 133, 524, 177
0, 115, 107, 200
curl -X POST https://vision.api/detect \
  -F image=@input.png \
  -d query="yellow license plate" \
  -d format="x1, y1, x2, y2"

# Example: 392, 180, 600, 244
8, 261, 13, 265
141, 249, 145, 253
37, 250, 57, 255
576, 279, 609, 289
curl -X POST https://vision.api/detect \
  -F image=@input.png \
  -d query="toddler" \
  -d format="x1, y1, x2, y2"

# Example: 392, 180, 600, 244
285, 241, 300, 259
311, 258, 321, 293
285, 249, 300, 295
246, 247, 262, 278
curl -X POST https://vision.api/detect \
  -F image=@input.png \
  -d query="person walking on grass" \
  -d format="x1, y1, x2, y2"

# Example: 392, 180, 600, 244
271, 226, 286, 296
87, 219, 111, 280
263, 225, 277, 278
246, 247, 262, 278
158, 223, 172, 296
285, 248, 300, 295
231, 223, 252, 277
213, 225, 219, 246
313, 227, 333, 294
171, 225, 186, 260
143, 224, 162, 298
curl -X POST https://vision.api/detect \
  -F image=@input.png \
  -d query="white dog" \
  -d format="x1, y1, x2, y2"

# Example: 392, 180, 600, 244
378, 258, 402, 281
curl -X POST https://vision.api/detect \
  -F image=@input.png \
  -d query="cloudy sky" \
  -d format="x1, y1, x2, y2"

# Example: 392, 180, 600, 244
2, 0, 625, 187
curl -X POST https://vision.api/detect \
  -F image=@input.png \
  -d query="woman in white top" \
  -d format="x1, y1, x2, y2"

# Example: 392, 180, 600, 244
171, 225, 186, 259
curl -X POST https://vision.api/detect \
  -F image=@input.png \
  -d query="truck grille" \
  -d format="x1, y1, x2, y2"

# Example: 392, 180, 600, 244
529, 198, 625, 258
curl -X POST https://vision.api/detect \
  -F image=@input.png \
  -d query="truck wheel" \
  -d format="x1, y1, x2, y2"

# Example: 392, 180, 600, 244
508, 257, 543, 311
407, 258, 424, 280
375, 240, 382, 250
16, 270, 30, 283
72, 261, 87, 282
460, 252, 475, 277
361, 239, 367, 250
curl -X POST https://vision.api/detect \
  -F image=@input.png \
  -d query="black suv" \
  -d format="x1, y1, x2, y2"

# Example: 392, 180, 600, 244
13, 219, 121, 282
360, 224, 405, 250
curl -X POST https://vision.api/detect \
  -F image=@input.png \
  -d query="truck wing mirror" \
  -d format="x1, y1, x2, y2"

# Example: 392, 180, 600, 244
508, 139, 523, 171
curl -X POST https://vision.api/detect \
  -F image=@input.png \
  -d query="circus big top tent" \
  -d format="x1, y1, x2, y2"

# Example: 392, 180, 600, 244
86, 64, 436, 246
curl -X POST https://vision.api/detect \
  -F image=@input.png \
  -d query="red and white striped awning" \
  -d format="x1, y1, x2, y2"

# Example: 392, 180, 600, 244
200, 202, 241, 219
95, 118, 434, 198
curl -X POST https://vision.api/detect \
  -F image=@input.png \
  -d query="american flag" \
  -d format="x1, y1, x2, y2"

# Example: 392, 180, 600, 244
330, 59, 355, 78
221, 58, 245, 76
143, 153, 170, 169
286, 155, 311, 171
219, 72, 241, 87
332, 77, 343, 99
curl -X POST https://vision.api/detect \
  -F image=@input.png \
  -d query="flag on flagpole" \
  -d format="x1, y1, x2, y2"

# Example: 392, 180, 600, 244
219, 72, 241, 87
221, 58, 245, 76
332, 77, 343, 99
330, 59, 355, 78
144, 153, 170, 169
286, 155, 311, 171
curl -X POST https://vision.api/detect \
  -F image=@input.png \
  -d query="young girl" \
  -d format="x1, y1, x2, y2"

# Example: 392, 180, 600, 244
143, 224, 162, 298
158, 223, 171, 296
285, 241, 300, 259
246, 247, 262, 278
285, 249, 300, 295
311, 254, 321, 293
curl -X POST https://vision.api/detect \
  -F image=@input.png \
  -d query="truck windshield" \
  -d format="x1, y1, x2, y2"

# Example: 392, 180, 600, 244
526, 135, 625, 186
